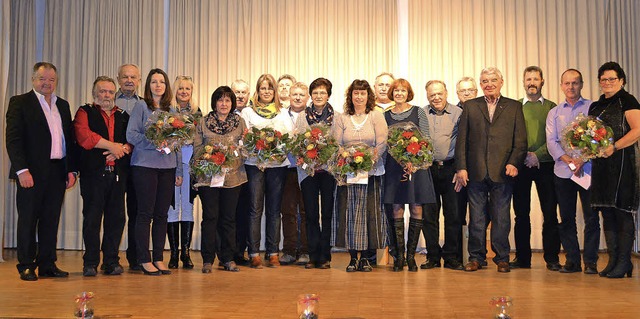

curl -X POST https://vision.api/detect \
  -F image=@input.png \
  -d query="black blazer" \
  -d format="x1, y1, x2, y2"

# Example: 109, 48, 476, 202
6, 90, 77, 180
455, 96, 527, 183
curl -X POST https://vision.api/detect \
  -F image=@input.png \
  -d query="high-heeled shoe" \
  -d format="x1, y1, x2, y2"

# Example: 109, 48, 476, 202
152, 262, 172, 275
607, 263, 633, 278
140, 263, 161, 276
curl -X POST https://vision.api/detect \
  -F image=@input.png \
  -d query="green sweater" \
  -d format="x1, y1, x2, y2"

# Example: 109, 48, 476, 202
518, 98, 556, 163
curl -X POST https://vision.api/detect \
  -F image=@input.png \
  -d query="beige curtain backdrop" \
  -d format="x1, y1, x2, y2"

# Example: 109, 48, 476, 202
1, 0, 638, 254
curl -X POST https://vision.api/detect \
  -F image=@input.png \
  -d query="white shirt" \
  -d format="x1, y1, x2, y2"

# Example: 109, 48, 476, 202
34, 90, 65, 159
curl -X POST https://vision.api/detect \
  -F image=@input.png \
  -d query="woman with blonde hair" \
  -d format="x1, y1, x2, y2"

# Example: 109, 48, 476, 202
166, 76, 201, 269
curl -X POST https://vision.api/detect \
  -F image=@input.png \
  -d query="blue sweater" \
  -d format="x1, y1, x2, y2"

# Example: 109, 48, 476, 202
126, 100, 181, 175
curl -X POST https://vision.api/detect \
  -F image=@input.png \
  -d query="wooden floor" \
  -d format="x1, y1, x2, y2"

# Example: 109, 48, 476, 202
0, 249, 639, 318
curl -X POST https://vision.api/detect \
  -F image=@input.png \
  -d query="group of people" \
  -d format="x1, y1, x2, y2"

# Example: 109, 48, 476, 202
6, 61, 638, 281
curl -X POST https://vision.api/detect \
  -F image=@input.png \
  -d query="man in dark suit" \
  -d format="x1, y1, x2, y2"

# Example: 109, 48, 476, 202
454, 67, 527, 273
6, 62, 78, 281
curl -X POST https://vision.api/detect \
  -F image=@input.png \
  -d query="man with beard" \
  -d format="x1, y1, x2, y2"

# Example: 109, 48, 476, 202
510, 66, 561, 271
74, 76, 131, 276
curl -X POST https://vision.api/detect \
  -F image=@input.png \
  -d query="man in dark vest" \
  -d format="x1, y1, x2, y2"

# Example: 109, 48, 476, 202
74, 76, 132, 276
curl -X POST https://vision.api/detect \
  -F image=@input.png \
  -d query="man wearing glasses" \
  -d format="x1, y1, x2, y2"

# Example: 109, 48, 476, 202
456, 77, 478, 109
455, 67, 527, 273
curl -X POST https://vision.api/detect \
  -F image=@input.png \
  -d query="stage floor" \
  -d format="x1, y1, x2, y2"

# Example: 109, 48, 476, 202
0, 249, 638, 318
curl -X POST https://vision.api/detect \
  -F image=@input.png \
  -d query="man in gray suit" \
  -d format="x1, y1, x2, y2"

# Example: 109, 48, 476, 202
455, 67, 527, 273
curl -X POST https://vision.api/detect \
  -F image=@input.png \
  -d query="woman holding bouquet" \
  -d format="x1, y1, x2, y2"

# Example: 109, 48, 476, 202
383, 79, 436, 272
240, 74, 293, 268
588, 62, 640, 278
331, 79, 388, 272
293, 78, 336, 269
167, 75, 201, 270
195, 86, 247, 273
126, 68, 181, 275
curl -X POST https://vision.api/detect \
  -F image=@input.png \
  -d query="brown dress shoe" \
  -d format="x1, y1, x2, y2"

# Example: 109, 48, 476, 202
266, 255, 280, 268
250, 256, 263, 269
497, 261, 510, 273
464, 261, 481, 272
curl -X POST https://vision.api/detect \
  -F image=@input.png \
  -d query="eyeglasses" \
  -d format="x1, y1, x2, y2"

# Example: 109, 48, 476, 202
457, 89, 477, 94
175, 75, 193, 81
599, 77, 619, 84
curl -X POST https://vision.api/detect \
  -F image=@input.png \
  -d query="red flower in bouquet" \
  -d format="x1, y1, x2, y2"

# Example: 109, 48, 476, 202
310, 127, 323, 139
306, 148, 318, 159
211, 152, 226, 165
171, 118, 185, 129
255, 139, 267, 150
402, 131, 414, 139
275, 130, 282, 138
406, 142, 421, 155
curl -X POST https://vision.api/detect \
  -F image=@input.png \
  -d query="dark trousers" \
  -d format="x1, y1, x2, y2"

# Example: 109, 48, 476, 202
422, 161, 460, 262
132, 166, 175, 264
301, 171, 335, 263
555, 176, 600, 265
234, 178, 250, 259
200, 186, 241, 264
468, 178, 513, 264
512, 162, 560, 265
246, 165, 287, 256
80, 170, 126, 267
281, 168, 308, 256
125, 172, 138, 266
15, 160, 66, 272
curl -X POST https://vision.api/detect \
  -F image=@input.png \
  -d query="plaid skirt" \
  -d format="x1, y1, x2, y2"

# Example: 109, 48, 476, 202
331, 176, 389, 250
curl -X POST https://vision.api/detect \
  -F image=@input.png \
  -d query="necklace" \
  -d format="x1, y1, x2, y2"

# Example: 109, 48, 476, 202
350, 113, 369, 132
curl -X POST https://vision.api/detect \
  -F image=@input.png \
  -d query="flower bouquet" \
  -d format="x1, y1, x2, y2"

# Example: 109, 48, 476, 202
387, 122, 434, 181
144, 110, 196, 153
561, 113, 614, 161
290, 124, 339, 176
242, 126, 291, 170
327, 142, 376, 185
190, 141, 240, 187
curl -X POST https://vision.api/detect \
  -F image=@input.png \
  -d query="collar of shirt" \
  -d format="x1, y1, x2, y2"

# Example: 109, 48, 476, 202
33, 90, 57, 106
116, 89, 141, 100
523, 96, 545, 104
428, 103, 451, 115
559, 96, 587, 109
484, 95, 501, 105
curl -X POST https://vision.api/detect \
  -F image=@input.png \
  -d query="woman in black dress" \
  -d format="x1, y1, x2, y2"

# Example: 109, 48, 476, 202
588, 62, 640, 278
383, 78, 436, 271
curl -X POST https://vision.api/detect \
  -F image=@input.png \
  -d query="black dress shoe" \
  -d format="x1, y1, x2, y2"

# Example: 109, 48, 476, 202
420, 259, 441, 269
547, 262, 563, 271
140, 264, 161, 276
584, 263, 598, 275
317, 261, 331, 269
152, 262, 172, 275
19, 269, 38, 281
509, 259, 531, 269
443, 259, 465, 270
39, 265, 69, 278
559, 262, 581, 273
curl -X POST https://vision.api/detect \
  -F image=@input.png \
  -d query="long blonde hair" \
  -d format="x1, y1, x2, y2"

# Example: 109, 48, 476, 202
251, 73, 281, 111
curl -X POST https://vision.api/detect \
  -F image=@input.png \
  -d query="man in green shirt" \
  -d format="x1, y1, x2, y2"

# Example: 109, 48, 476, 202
510, 66, 561, 271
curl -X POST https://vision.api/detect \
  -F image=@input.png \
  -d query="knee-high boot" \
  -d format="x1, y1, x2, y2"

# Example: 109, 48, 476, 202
406, 218, 422, 272
393, 218, 405, 272
167, 222, 180, 269
599, 231, 618, 277
180, 221, 195, 269
607, 213, 635, 279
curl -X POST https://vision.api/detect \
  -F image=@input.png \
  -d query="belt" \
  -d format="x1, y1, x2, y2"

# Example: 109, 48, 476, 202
434, 158, 455, 166
104, 166, 115, 172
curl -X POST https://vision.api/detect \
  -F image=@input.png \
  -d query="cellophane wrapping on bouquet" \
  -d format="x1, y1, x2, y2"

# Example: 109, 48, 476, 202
560, 113, 614, 161
144, 110, 196, 151
242, 126, 291, 170
290, 124, 339, 176
327, 142, 376, 185
387, 122, 434, 180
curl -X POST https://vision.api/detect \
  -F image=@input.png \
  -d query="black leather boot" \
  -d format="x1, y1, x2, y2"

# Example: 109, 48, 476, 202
406, 218, 421, 272
393, 218, 405, 272
180, 221, 195, 269
167, 222, 180, 269
607, 221, 635, 279
599, 231, 618, 277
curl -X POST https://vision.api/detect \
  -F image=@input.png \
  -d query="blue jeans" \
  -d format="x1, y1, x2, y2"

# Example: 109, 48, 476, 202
467, 178, 513, 264
555, 176, 600, 265
246, 165, 287, 257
